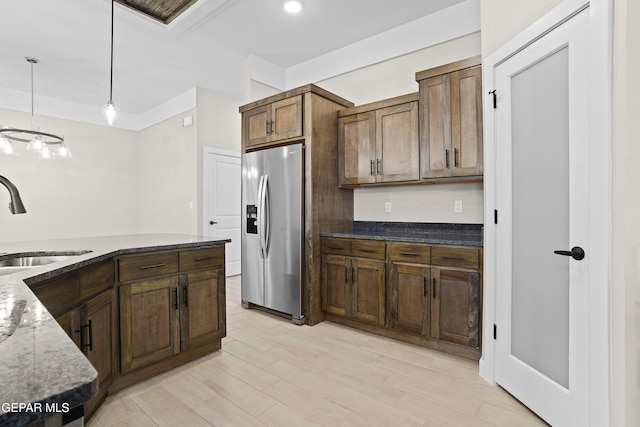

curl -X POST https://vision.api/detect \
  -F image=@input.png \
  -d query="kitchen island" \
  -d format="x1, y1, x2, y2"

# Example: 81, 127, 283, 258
0, 234, 229, 427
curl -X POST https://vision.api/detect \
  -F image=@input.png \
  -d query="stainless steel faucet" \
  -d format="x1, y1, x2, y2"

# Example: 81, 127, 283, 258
0, 175, 26, 214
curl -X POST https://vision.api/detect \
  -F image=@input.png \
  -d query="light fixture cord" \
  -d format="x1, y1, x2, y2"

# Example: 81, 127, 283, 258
109, 0, 114, 102
30, 59, 35, 130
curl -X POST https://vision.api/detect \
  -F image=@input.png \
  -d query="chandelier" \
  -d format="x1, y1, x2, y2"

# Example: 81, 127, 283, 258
0, 57, 72, 159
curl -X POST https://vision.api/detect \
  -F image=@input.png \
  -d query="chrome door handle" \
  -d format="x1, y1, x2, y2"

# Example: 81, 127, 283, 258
209, 221, 218, 225
554, 246, 585, 260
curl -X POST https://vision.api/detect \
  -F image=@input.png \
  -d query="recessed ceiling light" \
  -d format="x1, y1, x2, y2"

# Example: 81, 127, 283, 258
283, 0, 302, 14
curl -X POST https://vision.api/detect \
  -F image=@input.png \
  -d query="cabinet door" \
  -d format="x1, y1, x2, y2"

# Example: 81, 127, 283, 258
245, 104, 270, 147
55, 309, 80, 347
431, 268, 480, 348
82, 290, 114, 416
352, 259, 386, 325
390, 264, 430, 335
321, 255, 350, 317
339, 112, 376, 185
376, 101, 419, 183
120, 277, 180, 373
271, 95, 303, 141
180, 269, 223, 351
419, 74, 452, 179
451, 66, 483, 176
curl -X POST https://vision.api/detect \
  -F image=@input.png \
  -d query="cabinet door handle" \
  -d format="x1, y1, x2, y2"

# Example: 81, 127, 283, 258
377, 159, 382, 175
399, 252, 419, 257
454, 148, 459, 168
85, 320, 93, 352
271, 120, 275, 134
423, 277, 427, 297
75, 326, 85, 350
445, 150, 450, 169
183, 285, 188, 307
370, 160, 375, 176
352, 267, 356, 284
432, 278, 436, 298
139, 263, 166, 270
345, 267, 349, 283
266, 120, 271, 134
174, 287, 179, 309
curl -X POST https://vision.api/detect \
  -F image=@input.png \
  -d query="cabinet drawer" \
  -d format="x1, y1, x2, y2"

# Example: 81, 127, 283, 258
351, 240, 386, 260
431, 247, 480, 270
390, 243, 431, 263
179, 247, 224, 272
322, 238, 351, 256
118, 252, 179, 282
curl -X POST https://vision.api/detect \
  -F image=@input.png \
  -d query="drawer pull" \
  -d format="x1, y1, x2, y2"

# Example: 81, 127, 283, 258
358, 249, 376, 253
194, 256, 216, 262
432, 278, 436, 298
442, 256, 465, 261
139, 263, 166, 270
326, 246, 343, 250
174, 287, 179, 309
399, 252, 419, 257
423, 277, 427, 297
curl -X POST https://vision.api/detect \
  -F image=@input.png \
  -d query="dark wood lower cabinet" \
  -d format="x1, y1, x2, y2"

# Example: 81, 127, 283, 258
119, 277, 181, 374
322, 237, 482, 360
35, 245, 227, 421
390, 264, 430, 335
432, 268, 480, 348
321, 255, 386, 326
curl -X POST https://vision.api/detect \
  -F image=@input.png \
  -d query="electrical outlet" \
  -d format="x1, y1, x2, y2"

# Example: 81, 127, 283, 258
385, 202, 392, 213
454, 200, 463, 213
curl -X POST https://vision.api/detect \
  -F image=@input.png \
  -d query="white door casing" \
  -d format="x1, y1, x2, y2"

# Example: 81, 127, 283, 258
203, 148, 241, 276
481, 0, 611, 426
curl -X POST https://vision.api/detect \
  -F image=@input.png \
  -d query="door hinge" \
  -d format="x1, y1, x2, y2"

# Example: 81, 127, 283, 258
493, 324, 497, 340
494, 209, 498, 224
489, 90, 497, 109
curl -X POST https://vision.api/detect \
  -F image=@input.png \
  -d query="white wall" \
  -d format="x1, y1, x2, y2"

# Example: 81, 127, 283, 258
0, 108, 140, 242
318, 33, 484, 224
612, 0, 640, 425
135, 108, 199, 235
195, 88, 243, 234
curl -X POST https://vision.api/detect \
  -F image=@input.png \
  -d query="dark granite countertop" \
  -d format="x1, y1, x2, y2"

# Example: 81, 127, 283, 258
0, 234, 229, 427
320, 222, 483, 247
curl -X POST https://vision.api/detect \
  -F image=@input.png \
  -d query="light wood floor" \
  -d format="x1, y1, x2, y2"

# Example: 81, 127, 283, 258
87, 275, 547, 427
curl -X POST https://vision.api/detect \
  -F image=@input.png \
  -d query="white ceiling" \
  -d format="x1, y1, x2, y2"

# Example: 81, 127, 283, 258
0, 0, 475, 124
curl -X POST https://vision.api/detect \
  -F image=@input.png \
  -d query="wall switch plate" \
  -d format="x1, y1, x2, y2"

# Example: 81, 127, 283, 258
385, 202, 392, 213
454, 200, 463, 213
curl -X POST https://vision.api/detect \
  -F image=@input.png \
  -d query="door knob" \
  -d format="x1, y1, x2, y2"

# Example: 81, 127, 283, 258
553, 246, 585, 260
209, 221, 218, 225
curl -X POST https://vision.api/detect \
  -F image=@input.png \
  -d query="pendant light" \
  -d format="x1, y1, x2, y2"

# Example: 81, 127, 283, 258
102, 0, 119, 126
0, 57, 72, 159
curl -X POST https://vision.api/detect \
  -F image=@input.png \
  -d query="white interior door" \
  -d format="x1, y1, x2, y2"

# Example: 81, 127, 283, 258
204, 149, 241, 276
493, 8, 589, 427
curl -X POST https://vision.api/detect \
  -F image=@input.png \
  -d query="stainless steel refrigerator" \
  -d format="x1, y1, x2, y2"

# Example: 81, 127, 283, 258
241, 143, 304, 324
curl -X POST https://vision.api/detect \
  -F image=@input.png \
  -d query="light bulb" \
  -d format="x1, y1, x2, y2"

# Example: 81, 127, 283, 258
55, 143, 72, 159
102, 100, 119, 126
3, 140, 13, 154
41, 145, 50, 158
28, 135, 44, 151
283, 0, 302, 14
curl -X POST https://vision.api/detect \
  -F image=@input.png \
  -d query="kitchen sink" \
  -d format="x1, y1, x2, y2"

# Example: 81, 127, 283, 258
0, 250, 92, 269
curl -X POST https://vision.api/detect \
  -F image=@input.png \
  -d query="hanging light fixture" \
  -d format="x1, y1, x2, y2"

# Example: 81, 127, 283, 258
102, 0, 119, 126
0, 57, 72, 159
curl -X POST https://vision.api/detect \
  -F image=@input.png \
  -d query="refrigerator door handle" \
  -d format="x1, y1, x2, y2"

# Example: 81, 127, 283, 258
257, 175, 265, 259
263, 174, 270, 256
